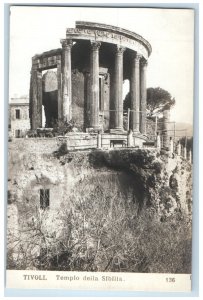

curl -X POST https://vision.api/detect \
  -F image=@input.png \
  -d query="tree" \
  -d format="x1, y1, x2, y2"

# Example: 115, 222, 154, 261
147, 87, 175, 117
123, 87, 175, 117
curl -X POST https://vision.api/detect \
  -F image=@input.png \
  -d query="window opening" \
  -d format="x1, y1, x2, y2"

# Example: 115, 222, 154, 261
16, 109, 20, 119
15, 129, 21, 138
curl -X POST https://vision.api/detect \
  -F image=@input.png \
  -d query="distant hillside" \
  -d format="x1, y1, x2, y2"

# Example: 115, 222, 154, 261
175, 122, 193, 138
149, 118, 193, 138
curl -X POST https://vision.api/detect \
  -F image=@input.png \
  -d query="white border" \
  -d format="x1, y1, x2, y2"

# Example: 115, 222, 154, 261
1, 1, 201, 299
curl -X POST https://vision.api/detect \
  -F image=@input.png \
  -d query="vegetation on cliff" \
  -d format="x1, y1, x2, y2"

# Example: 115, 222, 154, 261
7, 147, 192, 273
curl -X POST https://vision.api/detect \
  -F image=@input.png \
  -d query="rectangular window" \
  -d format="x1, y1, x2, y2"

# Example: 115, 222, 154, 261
15, 109, 20, 119
40, 189, 50, 209
15, 129, 21, 138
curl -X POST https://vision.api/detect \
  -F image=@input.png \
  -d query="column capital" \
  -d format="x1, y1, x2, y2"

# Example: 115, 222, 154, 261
131, 52, 142, 62
135, 53, 142, 62
60, 39, 73, 50
90, 41, 101, 51
141, 59, 148, 67
116, 45, 126, 55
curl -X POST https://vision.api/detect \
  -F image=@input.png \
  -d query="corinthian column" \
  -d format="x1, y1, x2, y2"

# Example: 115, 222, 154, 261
140, 60, 148, 134
113, 45, 126, 131
61, 39, 72, 123
89, 41, 101, 130
130, 53, 141, 132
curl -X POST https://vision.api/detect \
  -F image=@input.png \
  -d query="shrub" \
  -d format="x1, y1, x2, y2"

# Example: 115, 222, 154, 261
7, 176, 192, 273
27, 129, 37, 138
52, 119, 76, 136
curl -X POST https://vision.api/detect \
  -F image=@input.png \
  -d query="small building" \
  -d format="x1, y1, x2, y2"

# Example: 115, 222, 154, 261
9, 97, 30, 137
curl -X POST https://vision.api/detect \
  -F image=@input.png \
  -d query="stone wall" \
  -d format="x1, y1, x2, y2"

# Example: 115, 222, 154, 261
8, 138, 59, 154
72, 70, 85, 130
62, 133, 97, 150
71, 68, 110, 131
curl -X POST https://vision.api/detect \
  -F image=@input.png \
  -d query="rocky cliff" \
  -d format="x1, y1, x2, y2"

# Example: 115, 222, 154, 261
7, 140, 192, 272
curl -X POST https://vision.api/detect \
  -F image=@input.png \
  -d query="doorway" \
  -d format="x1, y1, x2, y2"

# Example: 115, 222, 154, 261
42, 69, 58, 128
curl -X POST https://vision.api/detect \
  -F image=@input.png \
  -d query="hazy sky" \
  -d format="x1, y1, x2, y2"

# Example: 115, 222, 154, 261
9, 6, 194, 124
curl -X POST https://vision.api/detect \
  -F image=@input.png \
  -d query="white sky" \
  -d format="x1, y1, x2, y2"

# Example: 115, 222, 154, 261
9, 6, 194, 124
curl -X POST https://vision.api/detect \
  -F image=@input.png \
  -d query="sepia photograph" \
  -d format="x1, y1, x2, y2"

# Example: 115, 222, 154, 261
6, 5, 194, 292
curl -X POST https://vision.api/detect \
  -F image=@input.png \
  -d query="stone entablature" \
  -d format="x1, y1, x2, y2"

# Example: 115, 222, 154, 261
66, 21, 151, 59
76, 21, 152, 52
29, 21, 152, 143
32, 50, 62, 71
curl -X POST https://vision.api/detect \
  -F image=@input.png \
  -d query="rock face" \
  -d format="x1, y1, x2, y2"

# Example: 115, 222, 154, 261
8, 144, 192, 218
7, 140, 192, 271
88, 149, 192, 219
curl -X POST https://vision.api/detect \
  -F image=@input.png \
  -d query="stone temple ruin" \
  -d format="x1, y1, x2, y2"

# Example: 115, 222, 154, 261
24, 20, 192, 156
29, 21, 153, 149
